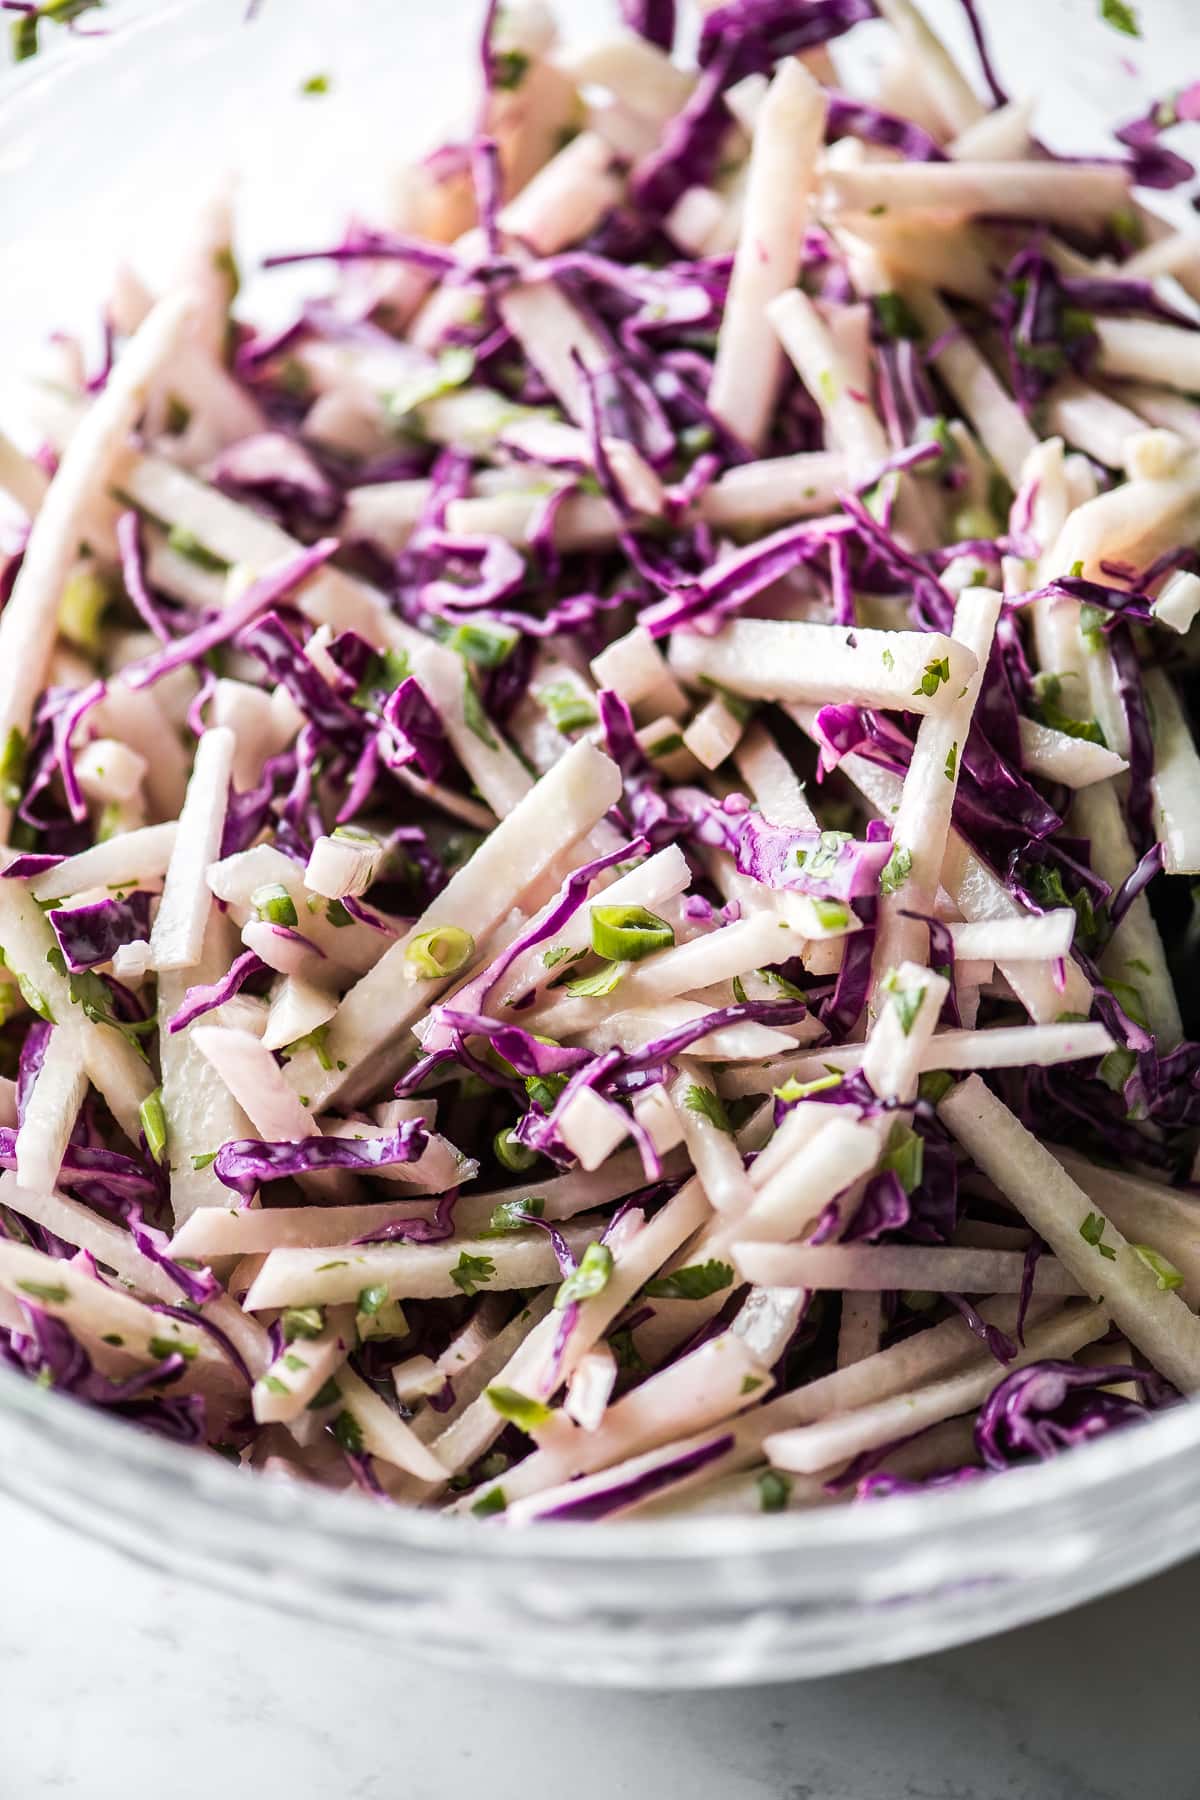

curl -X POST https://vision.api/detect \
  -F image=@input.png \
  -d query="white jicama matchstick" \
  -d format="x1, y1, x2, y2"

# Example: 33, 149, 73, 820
869, 587, 1000, 994
940, 1076, 1200, 1393
763, 1302, 1110, 1475
732, 1241, 1081, 1296
708, 59, 827, 449
149, 726, 235, 973
0, 292, 195, 838
669, 618, 978, 713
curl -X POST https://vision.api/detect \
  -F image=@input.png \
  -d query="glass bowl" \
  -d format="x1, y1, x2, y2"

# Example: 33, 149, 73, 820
1, 0, 1198, 1689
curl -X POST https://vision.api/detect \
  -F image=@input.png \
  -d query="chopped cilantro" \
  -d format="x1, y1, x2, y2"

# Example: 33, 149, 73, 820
1099, 0, 1140, 34
451, 1251, 496, 1297
683, 1083, 733, 1135
879, 845, 912, 896
757, 1469, 792, 1513
332, 1410, 364, 1454
1080, 1211, 1116, 1260
644, 1259, 734, 1301
471, 1485, 507, 1517
913, 655, 951, 699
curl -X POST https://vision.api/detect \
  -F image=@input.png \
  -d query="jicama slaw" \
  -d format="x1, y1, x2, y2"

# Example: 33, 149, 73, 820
0, 0, 1198, 1526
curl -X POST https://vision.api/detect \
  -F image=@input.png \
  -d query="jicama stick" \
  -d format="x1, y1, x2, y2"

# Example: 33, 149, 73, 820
768, 289, 888, 473
531, 912, 803, 1038
409, 1292, 558, 1446
498, 131, 623, 256
476, 1330, 773, 1517
708, 59, 826, 449
0, 1237, 234, 1380
511, 1295, 1043, 1517
669, 618, 978, 713
426, 1181, 713, 1474
763, 1302, 1109, 1474
836, 1291, 883, 1368
1016, 715, 1129, 788
1145, 668, 1200, 875
1052, 1151, 1200, 1307
1043, 378, 1146, 472
1094, 319, 1200, 396
1070, 780, 1183, 1049
699, 452, 850, 530
193, 1025, 317, 1143
252, 1307, 355, 1426
243, 1217, 604, 1311
115, 453, 425, 660
324, 1366, 448, 1483
148, 726, 234, 973
634, 1114, 880, 1365
1152, 569, 1200, 635
14, 1029, 87, 1198
733, 1241, 1081, 1296
283, 741, 622, 1111
0, 293, 195, 838
791, 710, 1092, 1023
0, 876, 153, 1142
497, 278, 613, 427
27, 822, 177, 901
946, 911, 1075, 962
408, 641, 533, 818
720, 1019, 1116, 1096
940, 1076, 1200, 1392
900, 286, 1036, 486
861, 962, 950, 1101
734, 721, 818, 829
559, 32, 694, 125
871, 586, 1000, 989
668, 1059, 753, 1216
871, 0, 983, 136
949, 96, 1035, 161
589, 626, 687, 716
826, 161, 1130, 227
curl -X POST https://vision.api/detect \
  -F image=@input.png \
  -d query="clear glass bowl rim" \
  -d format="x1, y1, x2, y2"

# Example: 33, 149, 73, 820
2, 0, 1199, 1618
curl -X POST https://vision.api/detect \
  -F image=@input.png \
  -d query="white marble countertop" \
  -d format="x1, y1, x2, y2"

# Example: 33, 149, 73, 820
2, 1492, 1195, 1800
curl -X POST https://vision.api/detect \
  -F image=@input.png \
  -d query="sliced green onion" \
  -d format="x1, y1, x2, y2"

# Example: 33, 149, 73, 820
554, 1242, 614, 1309
0, 726, 28, 810
438, 618, 519, 669
405, 925, 475, 979
1130, 1244, 1183, 1291
493, 1127, 538, 1173
251, 883, 298, 929
537, 682, 598, 735
166, 525, 228, 572
282, 1306, 326, 1342
810, 898, 850, 931
485, 1385, 552, 1430
138, 1088, 168, 1165
590, 904, 674, 963
59, 567, 111, 654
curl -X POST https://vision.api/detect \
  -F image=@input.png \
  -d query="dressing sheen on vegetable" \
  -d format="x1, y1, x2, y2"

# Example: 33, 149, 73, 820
0, 0, 1198, 1520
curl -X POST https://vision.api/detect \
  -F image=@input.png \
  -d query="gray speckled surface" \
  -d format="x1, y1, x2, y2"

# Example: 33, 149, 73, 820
1, 1495, 1193, 1800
